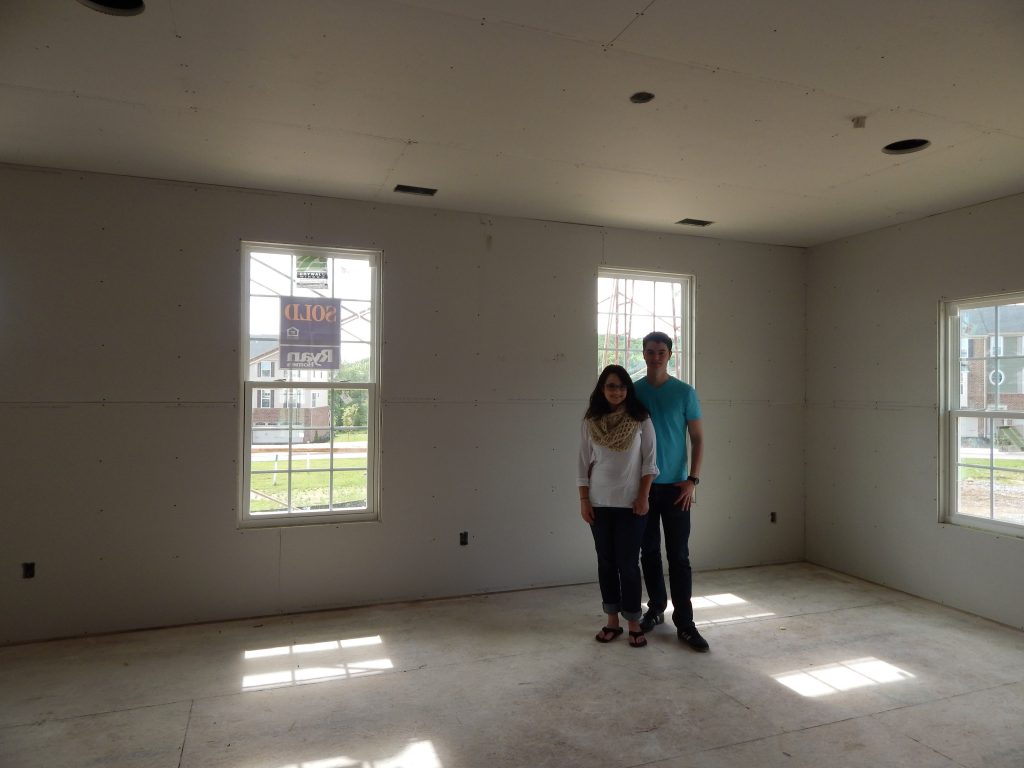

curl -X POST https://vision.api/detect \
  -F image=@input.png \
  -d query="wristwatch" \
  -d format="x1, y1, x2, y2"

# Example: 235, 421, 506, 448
687, 475, 700, 485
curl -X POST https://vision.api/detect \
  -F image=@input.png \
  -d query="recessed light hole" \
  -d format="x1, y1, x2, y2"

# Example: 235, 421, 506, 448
76, 0, 145, 15
630, 91, 655, 104
882, 138, 930, 154
677, 218, 713, 227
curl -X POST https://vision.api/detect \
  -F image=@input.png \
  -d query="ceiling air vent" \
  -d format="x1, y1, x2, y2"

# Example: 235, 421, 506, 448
394, 184, 437, 196
676, 218, 713, 227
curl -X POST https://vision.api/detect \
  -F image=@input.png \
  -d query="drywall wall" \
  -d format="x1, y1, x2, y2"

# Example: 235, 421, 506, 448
806, 193, 1024, 630
0, 164, 805, 643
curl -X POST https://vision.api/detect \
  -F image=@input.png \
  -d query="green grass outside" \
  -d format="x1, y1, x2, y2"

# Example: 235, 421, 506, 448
959, 458, 1024, 482
250, 457, 367, 511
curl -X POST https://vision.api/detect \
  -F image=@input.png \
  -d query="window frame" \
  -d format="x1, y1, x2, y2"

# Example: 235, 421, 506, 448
596, 267, 696, 385
942, 291, 1024, 537
240, 241, 382, 528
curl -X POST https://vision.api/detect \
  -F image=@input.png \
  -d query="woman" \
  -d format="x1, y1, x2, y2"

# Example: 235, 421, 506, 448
578, 364, 658, 648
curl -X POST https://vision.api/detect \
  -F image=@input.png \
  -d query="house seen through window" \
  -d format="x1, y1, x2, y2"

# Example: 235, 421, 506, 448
945, 292, 1024, 532
242, 242, 380, 525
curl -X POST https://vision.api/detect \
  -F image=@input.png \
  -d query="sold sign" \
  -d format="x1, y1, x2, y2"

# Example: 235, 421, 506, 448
279, 297, 341, 370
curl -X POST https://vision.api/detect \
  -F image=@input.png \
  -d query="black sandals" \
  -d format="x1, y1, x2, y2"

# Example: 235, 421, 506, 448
594, 626, 624, 643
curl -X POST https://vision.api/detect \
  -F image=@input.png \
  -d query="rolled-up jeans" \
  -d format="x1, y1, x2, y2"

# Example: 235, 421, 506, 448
640, 483, 694, 628
590, 506, 647, 621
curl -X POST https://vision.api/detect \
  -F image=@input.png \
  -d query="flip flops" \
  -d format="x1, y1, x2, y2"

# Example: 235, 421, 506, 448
628, 630, 647, 648
594, 626, 624, 643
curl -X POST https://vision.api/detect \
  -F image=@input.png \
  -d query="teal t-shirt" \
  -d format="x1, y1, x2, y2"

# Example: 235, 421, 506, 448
634, 376, 702, 484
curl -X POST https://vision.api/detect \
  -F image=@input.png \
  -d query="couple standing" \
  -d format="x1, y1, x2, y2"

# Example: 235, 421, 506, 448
577, 331, 707, 651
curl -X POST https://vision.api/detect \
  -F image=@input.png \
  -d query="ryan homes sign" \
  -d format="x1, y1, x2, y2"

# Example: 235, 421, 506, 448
279, 297, 341, 370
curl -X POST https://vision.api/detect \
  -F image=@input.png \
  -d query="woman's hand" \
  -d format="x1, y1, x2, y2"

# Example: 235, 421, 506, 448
580, 499, 594, 524
632, 496, 649, 517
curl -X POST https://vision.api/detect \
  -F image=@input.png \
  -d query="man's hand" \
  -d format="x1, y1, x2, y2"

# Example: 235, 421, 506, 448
632, 495, 649, 517
580, 498, 595, 524
674, 480, 697, 510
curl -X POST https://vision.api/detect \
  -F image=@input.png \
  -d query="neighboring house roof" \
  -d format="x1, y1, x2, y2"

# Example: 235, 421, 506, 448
250, 337, 279, 363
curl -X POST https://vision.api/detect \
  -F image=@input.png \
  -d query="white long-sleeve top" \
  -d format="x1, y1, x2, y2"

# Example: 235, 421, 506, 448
577, 416, 659, 507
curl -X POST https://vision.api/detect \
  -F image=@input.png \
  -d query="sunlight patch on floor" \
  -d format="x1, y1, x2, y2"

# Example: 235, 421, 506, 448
689, 594, 776, 626
774, 657, 915, 697
273, 739, 442, 768
242, 635, 390, 690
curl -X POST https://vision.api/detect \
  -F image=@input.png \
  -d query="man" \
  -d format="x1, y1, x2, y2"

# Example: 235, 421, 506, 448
633, 331, 708, 651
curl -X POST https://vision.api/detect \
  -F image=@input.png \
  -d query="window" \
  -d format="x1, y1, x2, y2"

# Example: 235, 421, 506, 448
597, 268, 694, 382
944, 292, 1024, 533
242, 242, 380, 526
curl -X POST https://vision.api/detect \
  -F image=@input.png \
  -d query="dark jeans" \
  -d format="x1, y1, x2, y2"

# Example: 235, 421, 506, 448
590, 506, 648, 621
640, 484, 694, 628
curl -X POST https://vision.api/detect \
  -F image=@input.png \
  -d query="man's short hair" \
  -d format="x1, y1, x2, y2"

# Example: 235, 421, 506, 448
642, 331, 673, 351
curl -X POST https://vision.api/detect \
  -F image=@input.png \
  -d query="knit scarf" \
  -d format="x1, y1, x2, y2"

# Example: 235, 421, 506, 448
588, 410, 640, 452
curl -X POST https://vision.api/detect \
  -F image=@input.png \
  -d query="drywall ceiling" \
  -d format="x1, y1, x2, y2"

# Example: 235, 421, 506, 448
2, 0, 1022, 246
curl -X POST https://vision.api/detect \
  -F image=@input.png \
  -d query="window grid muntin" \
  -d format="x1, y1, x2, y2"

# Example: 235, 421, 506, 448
247, 247, 375, 385
596, 268, 695, 384
242, 242, 379, 527
243, 382, 373, 521
944, 292, 1024, 533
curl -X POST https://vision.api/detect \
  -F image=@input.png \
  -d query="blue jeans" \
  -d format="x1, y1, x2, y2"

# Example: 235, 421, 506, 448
640, 484, 694, 628
590, 506, 647, 621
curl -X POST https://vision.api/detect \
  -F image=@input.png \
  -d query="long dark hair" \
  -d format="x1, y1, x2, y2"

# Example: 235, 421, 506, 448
585, 364, 649, 421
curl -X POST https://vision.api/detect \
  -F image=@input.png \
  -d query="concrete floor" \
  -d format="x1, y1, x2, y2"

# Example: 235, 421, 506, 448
1, 562, 1023, 767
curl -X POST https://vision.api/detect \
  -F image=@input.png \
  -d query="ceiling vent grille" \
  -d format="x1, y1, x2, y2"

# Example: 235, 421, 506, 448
394, 184, 437, 196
